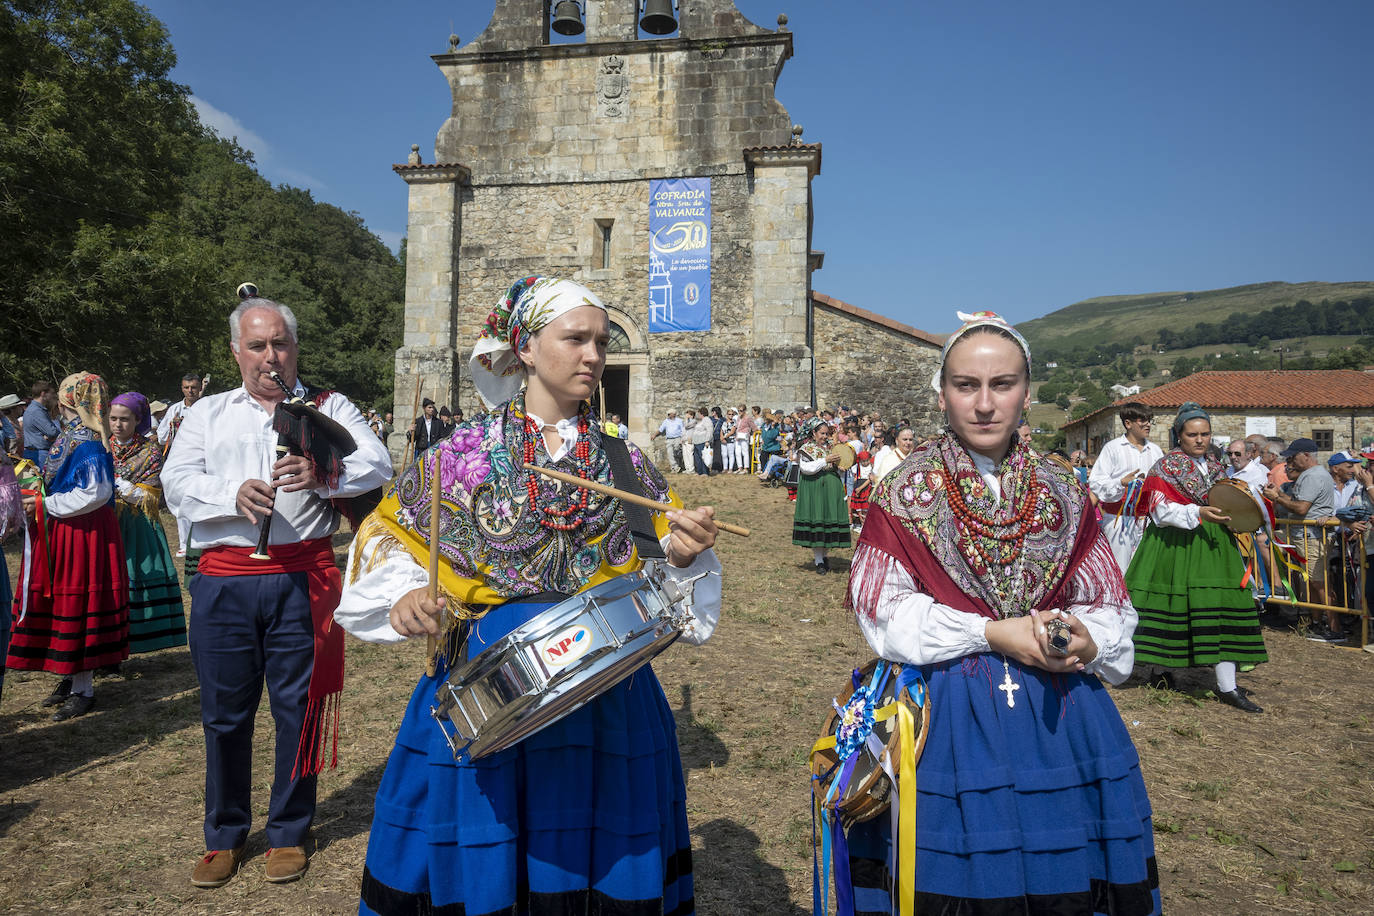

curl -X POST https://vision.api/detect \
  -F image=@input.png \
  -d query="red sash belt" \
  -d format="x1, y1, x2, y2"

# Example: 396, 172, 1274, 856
200, 538, 344, 778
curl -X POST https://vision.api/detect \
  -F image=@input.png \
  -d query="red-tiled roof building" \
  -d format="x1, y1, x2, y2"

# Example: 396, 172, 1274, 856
1063, 370, 1374, 457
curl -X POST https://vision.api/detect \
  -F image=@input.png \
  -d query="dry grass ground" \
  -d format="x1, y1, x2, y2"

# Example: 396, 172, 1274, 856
2, 474, 1371, 914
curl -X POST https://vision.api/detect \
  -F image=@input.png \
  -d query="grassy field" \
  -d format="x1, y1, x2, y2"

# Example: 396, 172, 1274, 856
1018, 281, 1374, 353
2, 475, 1372, 913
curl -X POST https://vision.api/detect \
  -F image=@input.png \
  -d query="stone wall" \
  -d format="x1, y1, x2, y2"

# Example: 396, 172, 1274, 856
813, 301, 942, 433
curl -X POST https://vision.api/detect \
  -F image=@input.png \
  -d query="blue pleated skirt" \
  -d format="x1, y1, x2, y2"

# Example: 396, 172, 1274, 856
845, 654, 1160, 916
359, 597, 695, 916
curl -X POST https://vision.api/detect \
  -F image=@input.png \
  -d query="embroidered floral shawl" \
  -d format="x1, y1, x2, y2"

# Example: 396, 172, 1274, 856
848, 430, 1097, 621
1145, 449, 1221, 507
111, 435, 163, 516
353, 395, 676, 610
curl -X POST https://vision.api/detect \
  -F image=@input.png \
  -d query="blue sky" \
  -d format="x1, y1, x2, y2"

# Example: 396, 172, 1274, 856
141, 0, 1374, 332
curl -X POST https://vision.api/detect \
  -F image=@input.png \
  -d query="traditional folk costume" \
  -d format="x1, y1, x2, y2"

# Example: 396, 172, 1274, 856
7, 373, 130, 715
793, 419, 851, 573
0, 452, 23, 701
1089, 433, 1164, 573
336, 277, 722, 916
1123, 405, 1266, 703
158, 397, 197, 555
110, 392, 186, 653
163, 375, 392, 853
843, 313, 1158, 916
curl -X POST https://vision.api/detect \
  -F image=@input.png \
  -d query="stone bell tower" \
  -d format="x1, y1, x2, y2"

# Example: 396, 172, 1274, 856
391, 0, 822, 448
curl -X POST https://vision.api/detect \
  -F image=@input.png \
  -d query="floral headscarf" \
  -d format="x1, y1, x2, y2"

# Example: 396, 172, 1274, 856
930, 310, 1032, 391
467, 276, 608, 409
111, 391, 153, 437
58, 371, 111, 447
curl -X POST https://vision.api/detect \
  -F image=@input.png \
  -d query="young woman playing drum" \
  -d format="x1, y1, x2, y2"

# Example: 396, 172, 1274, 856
1123, 403, 1267, 713
336, 277, 722, 916
845, 311, 1159, 914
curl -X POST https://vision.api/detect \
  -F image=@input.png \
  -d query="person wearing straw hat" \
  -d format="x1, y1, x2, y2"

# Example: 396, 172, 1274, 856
6, 372, 130, 722
0, 393, 22, 456
1125, 403, 1268, 710
335, 275, 723, 916
844, 311, 1157, 914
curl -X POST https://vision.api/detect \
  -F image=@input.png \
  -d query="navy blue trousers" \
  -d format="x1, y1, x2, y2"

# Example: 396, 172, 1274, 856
189, 570, 317, 849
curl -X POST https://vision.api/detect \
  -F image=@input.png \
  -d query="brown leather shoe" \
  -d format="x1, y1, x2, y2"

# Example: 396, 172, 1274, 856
264, 845, 308, 883
190, 847, 244, 888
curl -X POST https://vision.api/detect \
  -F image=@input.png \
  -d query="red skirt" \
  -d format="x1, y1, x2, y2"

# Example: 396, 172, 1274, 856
7, 504, 130, 675
849, 478, 872, 514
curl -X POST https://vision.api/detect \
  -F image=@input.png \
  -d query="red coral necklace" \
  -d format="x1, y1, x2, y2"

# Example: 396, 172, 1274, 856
942, 462, 1041, 568
523, 412, 592, 531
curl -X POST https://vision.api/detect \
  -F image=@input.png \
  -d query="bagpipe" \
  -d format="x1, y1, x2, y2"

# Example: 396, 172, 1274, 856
250, 370, 381, 559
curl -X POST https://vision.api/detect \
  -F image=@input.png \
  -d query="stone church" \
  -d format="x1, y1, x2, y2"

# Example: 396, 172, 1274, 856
390, 0, 941, 449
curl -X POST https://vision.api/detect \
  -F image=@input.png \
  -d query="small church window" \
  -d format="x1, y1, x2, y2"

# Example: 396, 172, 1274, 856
607, 321, 631, 353
595, 219, 613, 269
1312, 429, 1334, 450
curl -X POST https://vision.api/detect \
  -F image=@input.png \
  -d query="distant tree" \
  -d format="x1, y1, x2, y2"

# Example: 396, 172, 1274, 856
1055, 392, 1071, 410
1172, 356, 1197, 378
1137, 358, 1157, 377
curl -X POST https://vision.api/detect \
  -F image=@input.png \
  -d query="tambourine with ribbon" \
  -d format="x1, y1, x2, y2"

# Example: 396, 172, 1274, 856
809, 658, 929, 916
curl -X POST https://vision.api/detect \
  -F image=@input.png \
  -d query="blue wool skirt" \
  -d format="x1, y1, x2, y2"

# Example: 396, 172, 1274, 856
359, 597, 694, 916
845, 654, 1160, 916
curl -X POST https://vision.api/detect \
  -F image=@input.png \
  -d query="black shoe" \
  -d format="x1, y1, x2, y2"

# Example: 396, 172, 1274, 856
51, 693, 96, 722
42, 677, 73, 708
815, 562, 828, 576
1217, 688, 1262, 713
1148, 671, 1176, 691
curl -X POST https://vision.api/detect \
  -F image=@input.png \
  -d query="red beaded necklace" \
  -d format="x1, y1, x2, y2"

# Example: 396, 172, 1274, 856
941, 455, 1042, 568
522, 411, 594, 531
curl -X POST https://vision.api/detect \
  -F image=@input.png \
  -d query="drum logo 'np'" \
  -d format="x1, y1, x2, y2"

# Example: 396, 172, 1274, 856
542, 625, 594, 667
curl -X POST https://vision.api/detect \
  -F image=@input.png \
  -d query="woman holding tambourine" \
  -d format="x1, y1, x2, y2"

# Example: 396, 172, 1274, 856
1123, 402, 1268, 713
335, 277, 722, 916
792, 417, 851, 574
844, 312, 1158, 915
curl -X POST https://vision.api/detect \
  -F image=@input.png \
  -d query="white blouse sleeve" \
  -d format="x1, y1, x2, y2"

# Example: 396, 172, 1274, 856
44, 464, 113, 518
335, 532, 428, 644
849, 543, 991, 665
663, 542, 722, 646
1149, 499, 1200, 530
1054, 530, 1138, 685
798, 453, 828, 475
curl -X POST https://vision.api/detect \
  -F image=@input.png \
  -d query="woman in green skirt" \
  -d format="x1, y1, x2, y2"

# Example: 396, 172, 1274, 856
1124, 402, 1266, 712
109, 392, 187, 654
793, 417, 850, 574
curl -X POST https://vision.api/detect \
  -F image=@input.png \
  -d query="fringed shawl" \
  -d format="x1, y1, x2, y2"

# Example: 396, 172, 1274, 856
848, 431, 1102, 622
111, 435, 163, 518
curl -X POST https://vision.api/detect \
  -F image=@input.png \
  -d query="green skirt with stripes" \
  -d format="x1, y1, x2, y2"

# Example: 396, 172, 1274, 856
792, 469, 851, 548
1124, 519, 1267, 668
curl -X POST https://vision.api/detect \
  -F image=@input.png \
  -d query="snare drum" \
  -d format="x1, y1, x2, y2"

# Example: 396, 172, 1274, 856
1207, 478, 1265, 533
432, 566, 693, 761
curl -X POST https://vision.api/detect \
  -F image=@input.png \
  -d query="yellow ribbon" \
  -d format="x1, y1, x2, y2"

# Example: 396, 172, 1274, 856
895, 702, 917, 916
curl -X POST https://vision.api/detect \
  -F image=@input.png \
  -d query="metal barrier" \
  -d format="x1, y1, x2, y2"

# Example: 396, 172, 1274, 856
1260, 517, 1370, 648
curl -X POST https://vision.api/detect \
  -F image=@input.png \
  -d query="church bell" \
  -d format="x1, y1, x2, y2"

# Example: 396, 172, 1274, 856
551, 0, 585, 36
639, 0, 678, 35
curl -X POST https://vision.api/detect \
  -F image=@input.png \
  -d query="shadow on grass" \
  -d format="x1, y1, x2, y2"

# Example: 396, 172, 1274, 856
313, 761, 388, 851
0, 649, 202, 794
673, 683, 728, 772
0, 799, 39, 838
692, 817, 808, 915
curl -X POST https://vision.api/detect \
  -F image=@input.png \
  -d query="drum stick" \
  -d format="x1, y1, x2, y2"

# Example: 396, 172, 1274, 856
425, 454, 442, 677
522, 462, 751, 537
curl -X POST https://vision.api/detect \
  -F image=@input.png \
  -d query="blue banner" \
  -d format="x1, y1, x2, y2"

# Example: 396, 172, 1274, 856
648, 177, 711, 332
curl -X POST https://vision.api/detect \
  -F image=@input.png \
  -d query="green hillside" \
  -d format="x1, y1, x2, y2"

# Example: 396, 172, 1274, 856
1017, 281, 1374, 354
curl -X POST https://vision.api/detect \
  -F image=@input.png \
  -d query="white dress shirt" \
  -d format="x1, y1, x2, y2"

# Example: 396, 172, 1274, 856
162, 383, 393, 549
334, 415, 723, 645
156, 399, 193, 444
1088, 434, 1164, 572
1224, 459, 1268, 498
852, 451, 1137, 684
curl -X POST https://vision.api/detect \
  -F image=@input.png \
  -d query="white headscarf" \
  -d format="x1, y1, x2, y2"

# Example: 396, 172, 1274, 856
468, 276, 608, 409
930, 310, 1032, 391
